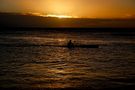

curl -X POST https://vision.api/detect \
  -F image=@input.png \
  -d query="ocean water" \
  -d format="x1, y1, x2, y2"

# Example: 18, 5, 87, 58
0, 29, 135, 89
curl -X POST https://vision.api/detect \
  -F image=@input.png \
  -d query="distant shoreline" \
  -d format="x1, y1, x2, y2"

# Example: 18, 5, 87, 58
0, 27, 135, 32
0, 86, 135, 90
1, 13, 135, 28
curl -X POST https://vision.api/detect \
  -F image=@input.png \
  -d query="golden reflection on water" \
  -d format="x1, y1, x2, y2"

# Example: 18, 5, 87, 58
19, 47, 114, 89
0, 31, 135, 89
20, 48, 76, 88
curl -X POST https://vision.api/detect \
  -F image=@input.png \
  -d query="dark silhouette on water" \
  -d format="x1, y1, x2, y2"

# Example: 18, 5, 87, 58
67, 40, 74, 48
67, 40, 99, 48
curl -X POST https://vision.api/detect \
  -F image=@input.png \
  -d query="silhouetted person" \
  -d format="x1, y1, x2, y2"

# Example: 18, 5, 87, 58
67, 40, 74, 48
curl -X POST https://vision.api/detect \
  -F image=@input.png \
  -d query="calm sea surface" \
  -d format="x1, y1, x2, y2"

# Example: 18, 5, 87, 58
0, 30, 135, 89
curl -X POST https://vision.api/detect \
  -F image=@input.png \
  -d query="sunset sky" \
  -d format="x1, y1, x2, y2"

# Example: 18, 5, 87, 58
0, 0, 135, 18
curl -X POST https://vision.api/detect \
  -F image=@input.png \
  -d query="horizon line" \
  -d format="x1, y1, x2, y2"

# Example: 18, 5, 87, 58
0, 11, 135, 19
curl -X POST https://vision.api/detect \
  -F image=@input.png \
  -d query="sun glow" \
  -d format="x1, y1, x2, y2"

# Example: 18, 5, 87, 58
46, 14, 77, 19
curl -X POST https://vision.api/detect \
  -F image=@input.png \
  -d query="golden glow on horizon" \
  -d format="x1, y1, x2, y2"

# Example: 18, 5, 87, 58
46, 14, 78, 18
23, 12, 79, 18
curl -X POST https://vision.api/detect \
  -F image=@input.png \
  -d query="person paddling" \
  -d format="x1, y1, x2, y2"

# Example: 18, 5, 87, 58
67, 40, 74, 48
